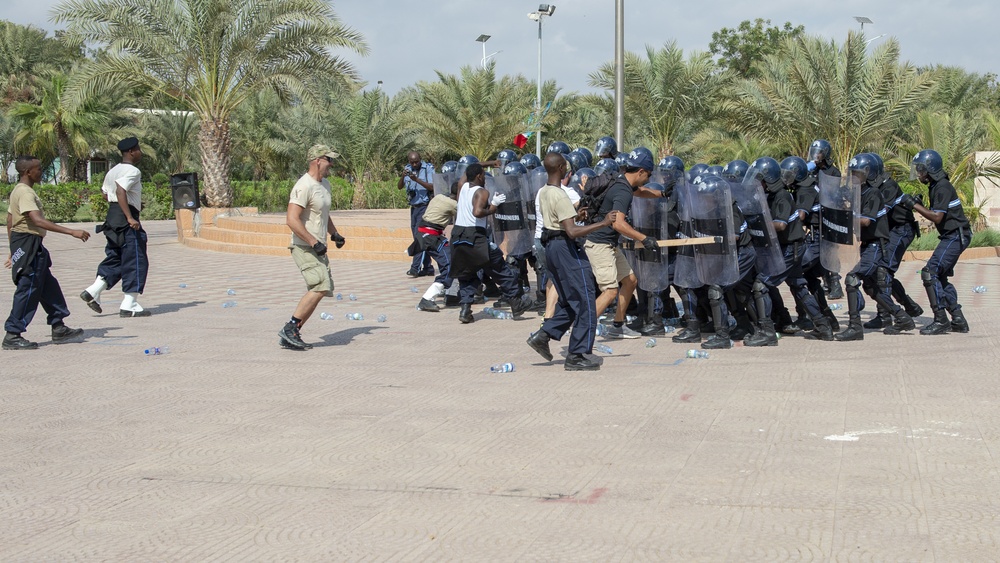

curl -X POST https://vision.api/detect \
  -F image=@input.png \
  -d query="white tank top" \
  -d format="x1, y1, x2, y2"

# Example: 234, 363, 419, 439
455, 183, 487, 228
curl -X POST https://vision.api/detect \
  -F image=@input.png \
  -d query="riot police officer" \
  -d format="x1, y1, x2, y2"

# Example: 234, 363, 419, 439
807, 139, 845, 300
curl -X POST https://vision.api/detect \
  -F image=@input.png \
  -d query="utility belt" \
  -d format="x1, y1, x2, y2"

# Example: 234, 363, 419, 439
540, 227, 572, 245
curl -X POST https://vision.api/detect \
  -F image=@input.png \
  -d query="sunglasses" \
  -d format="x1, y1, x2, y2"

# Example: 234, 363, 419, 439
321, 156, 335, 164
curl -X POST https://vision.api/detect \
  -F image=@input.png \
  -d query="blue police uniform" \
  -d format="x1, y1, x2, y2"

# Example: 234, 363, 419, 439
403, 161, 435, 275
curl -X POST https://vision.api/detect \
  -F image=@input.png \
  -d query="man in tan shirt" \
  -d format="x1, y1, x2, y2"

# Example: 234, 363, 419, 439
414, 181, 459, 312
4, 155, 90, 350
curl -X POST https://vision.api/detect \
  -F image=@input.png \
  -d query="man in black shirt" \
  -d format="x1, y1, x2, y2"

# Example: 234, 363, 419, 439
904, 149, 971, 335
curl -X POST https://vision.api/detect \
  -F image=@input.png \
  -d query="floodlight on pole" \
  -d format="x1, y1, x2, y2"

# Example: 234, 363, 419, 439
528, 4, 556, 158
854, 16, 873, 31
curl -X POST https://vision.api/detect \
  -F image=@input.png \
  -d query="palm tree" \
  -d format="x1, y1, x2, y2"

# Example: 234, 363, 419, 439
54, 0, 368, 207
725, 31, 934, 169
588, 41, 728, 158
327, 89, 414, 209
407, 63, 535, 159
139, 110, 199, 174
8, 68, 114, 183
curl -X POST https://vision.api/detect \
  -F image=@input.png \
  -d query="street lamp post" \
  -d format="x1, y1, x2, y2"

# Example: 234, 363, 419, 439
528, 4, 556, 158
853, 16, 873, 31
615, 0, 624, 150
475, 34, 500, 69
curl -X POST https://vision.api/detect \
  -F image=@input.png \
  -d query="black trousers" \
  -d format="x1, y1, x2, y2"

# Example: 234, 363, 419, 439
5, 245, 71, 334
97, 228, 149, 293
541, 238, 598, 355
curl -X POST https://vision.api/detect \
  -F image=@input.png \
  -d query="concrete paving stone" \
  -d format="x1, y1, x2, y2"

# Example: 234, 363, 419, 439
2, 219, 1000, 559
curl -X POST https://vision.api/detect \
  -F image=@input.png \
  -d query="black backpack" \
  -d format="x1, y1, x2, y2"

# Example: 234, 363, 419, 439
579, 172, 628, 224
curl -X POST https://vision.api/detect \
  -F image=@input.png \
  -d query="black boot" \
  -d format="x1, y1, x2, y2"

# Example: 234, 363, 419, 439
672, 320, 701, 344
51, 323, 85, 344
417, 298, 440, 312
565, 353, 600, 371
805, 316, 834, 341
834, 320, 864, 341
743, 320, 778, 347
826, 274, 844, 300
3, 332, 38, 350
701, 323, 732, 349
920, 309, 951, 335
902, 295, 924, 317
949, 308, 970, 333
822, 308, 840, 332
526, 330, 553, 361
883, 309, 915, 335
640, 316, 666, 336
863, 307, 892, 329
459, 304, 475, 324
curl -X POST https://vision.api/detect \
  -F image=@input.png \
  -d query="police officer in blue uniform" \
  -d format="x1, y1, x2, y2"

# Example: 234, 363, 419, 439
398, 151, 436, 277
834, 154, 916, 341
904, 149, 971, 335
807, 139, 845, 300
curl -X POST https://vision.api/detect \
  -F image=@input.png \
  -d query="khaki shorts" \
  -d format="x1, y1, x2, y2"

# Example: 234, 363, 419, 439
584, 240, 632, 291
290, 245, 334, 296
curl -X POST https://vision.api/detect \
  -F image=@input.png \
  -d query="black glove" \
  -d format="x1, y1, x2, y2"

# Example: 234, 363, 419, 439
641, 236, 659, 252
332, 233, 346, 249
899, 193, 917, 211
312, 241, 328, 256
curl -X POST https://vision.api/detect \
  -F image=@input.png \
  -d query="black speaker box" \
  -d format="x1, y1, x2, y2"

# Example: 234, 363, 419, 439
170, 173, 200, 210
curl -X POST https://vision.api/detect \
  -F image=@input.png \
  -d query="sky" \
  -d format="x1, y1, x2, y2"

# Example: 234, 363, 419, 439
3, 0, 998, 97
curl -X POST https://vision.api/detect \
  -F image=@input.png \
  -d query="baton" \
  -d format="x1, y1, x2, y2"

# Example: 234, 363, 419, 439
654, 236, 722, 247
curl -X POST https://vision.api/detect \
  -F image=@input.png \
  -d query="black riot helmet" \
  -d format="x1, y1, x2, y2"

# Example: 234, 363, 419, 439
546, 141, 571, 155
686, 163, 709, 184
749, 157, 783, 193
496, 149, 518, 170
440, 160, 459, 174
706, 165, 725, 177
519, 153, 542, 170
502, 161, 528, 176
848, 153, 878, 185
565, 150, 590, 173
594, 158, 619, 176
594, 136, 618, 159
868, 153, 886, 184
459, 154, 479, 166
779, 156, 809, 187
658, 155, 685, 185
911, 149, 945, 183
807, 139, 833, 169
722, 159, 749, 182
575, 147, 594, 167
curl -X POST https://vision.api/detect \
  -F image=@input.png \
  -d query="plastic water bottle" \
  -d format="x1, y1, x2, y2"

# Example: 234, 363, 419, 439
686, 349, 709, 359
348, 294, 358, 301
645, 338, 657, 348
490, 362, 515, 373
410, 286, 419, 293
377, 314, 387, 322
143, 346, 169, 356
664, 317, 680, 327
222, 301, 237, 308
345, 312, 363, 321
319, 312, 333, 320
227, 289, 236, 295
178, 283, 187, 288
335, 293, 343, 300
596, 324, 608, 337
484, 307, 512, 320
830, 303, 843, 310
973, 285, 987, 293
595, 343, 613, 354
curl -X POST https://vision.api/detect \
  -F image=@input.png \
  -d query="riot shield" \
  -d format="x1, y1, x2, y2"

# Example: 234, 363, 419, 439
731, 177, 784, 277
687, 178, 739, 287
627, 192, 671, 292
433, 172, 457, 198
488, 174, 533, 257
818, 171, 861, 275
672, 182, 702, 289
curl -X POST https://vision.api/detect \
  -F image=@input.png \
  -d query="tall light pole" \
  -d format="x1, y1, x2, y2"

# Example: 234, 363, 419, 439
615, 0, 624, 150
528, 4, 556, 158
853, 16, 873, 31
475, 34, 500, 69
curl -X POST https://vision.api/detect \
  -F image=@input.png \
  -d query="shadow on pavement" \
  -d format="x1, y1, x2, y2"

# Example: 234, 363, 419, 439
315, 326, 387, 347
146, 301, 206, 315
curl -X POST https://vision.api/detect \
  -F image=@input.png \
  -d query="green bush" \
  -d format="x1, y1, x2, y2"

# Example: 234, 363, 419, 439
89, 191, 109, 221
36, 184, 84, 223
140, 183, 176, 220
910, 228, 1000, 251
229, 177, 407, 212
151, 173, 169, 188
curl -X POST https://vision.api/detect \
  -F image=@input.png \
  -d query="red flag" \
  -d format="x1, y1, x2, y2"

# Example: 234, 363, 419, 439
513, 134, 528, 149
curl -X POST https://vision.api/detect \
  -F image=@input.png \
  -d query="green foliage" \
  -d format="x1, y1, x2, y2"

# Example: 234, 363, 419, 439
140, 183, 174, 220
35, 184, 84, 222
151, 172, 168, 188
910, 228, 1000, 251
89, 190, 108, 220
709, 19, 804, 79
230, 176, 406, 212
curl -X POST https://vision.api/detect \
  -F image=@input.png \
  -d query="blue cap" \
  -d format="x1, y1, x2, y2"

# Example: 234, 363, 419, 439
624, 149, 654, 172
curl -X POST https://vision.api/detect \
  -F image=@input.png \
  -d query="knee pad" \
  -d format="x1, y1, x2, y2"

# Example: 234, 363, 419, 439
844, 273, 861, 289
752, 279, 767, 298
921, 268, 936, 286
876, 266, 891, 291
707, 285, 723, 303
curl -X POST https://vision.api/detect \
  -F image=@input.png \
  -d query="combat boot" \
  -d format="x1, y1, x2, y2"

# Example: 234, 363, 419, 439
459, 304, 475, 324
919, 309, 950, 335
949, 308, 970, 333
805, 316, 834, 341
883, 310, 915, 335
822, 308, 840, 332
834, 321, 864, 341
526, 330, 553, 361
863, 309, 892, 330
639, 316, 666, 336
902, 295, 924, 317
743, 320, 778, 347
826, 276, 845, 300
671, 323, 701, 344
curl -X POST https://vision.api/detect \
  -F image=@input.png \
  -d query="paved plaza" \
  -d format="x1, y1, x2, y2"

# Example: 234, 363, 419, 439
1, 218, 999, 561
